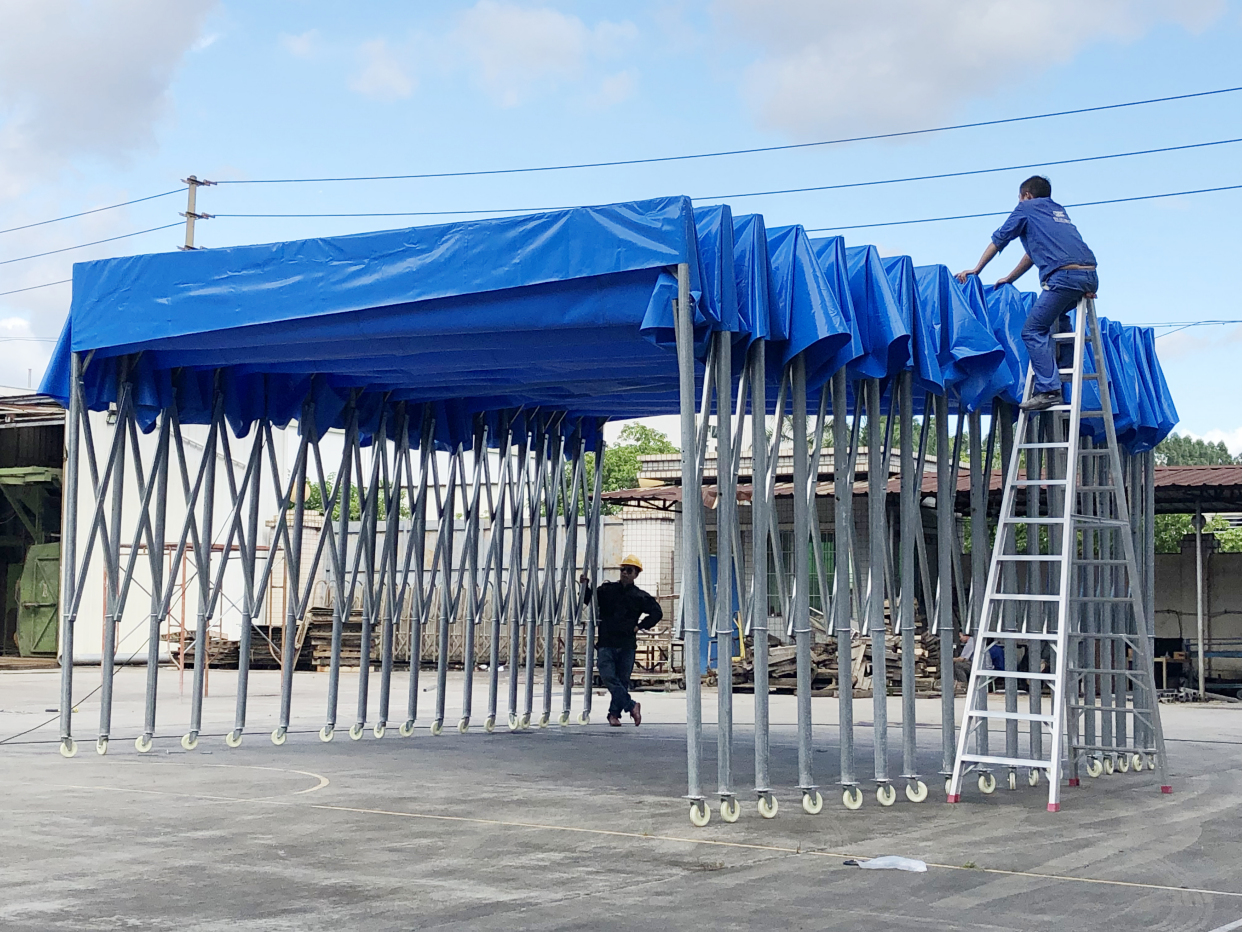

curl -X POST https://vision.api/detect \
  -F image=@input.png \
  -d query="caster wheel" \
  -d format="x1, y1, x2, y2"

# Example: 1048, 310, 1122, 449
135, 734, 153, 754
1146, 754, 1156, 770
577, 711, 590, 725
905, 780, 928, 803
1085, 758, 1103, 778
876, 784, 897, 807
508, 713, 520, 732
689, 801, 711, 827
1008, 770, 1018, 791
558, 711, 570, 727
225, 730, 243, 748
1028, 769, 1041, 787
271, 728, 287, 746
59, 737, 77, 758
946, 779, 953, 795
458, 718, 469, 734
841, 787, 863, 811
1131, 753, 1144, 772
720, 798, 740, 823
484, 716, 496, 733
757, 794, 779, 819
349, 723, 364, 741
430, 720, 443, 736
978, 772, 997, 794
373, 723, 386, 739
538, 713, 549, 729
802, 790, 824, 815
96, 737, 109, 756
319, 725, 335, 743
1117, 754, 1130, 773
180, 732, 197, 751
399, 721, 415, 738
519, 714, 531, 729
1103, 756, 1115, 775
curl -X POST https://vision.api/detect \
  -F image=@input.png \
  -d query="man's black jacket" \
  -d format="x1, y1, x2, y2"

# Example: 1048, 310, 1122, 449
582, 580, 663, 650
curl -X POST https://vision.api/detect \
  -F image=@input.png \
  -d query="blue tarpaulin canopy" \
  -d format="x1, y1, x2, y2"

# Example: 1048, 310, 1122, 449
41, 195, 1178, 452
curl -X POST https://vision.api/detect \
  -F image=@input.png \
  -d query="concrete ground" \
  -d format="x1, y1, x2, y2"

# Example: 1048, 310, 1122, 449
2, 666, 1241, 931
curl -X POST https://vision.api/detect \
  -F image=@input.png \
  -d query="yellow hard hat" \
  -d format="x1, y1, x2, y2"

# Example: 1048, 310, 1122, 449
620, 554, 644, 571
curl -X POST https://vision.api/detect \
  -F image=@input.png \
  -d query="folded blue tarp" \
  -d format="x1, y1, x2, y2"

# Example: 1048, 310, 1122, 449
40, 196, 1178, 452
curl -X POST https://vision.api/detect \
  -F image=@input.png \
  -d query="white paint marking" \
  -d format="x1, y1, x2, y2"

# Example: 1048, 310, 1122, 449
1207, 918, 1242, 932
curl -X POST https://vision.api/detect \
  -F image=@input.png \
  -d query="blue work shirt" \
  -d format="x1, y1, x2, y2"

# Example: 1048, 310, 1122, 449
991, 198, 1097, 283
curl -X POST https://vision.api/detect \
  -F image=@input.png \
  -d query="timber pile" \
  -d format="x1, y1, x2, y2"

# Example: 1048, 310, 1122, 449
305, 605, 380, 671
732, 630, 940, 697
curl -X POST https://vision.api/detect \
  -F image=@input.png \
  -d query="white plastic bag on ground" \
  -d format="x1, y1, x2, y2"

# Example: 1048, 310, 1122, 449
852, 856, 928, 872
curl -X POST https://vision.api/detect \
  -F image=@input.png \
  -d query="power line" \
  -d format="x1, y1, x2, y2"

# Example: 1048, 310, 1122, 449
0, 279, 71, 298
213, 136, 1242, 220
805, 183, 1242, 233
1151, 319, 1242, 338
0, 223, 183, 268
0, 189, 182, 237
0, 337, 58, 343
213, 85, 1242, 184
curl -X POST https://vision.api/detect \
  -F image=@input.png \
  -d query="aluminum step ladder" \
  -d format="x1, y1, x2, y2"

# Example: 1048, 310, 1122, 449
948, 296, 1171, 812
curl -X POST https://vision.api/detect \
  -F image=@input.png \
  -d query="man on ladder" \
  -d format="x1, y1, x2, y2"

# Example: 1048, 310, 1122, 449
957, 175, 1098, 411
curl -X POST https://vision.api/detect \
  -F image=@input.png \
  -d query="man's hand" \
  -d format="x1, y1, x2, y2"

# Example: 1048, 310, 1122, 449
955, 269, 977, 285
578, 573, 589, 585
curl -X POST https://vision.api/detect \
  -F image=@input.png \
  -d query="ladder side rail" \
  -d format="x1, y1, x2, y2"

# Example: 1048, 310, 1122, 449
1085, 298, 1171, 790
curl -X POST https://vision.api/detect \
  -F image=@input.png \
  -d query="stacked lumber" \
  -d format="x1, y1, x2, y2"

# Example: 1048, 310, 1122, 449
732, 629, 940, 696
305, 605, 380, 671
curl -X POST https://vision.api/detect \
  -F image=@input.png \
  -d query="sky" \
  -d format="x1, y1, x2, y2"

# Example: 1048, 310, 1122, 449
1, 0, 1240, 448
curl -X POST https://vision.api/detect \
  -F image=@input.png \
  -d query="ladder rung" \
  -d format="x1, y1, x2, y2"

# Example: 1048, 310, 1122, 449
1018, 442, 1071, 450
1068, 632, 1138, 640
980, 631, 1060, 641
966, 709, 1055, 723
1072, 596, 1133, 603
960, 753, 1052, 769
1013, 478, 1068, 486
1074, 517, 1129, 527
1078, 449, 1112, 456
1059, 370, 1100, 381
1052, 333, 1077, 342
1075, 485, 1122, 492
1002, 517, 1067, 525
1075, 559, 1130, 566
1071, 743, 1158, 754
978, 669, 1057, 681
992, 593, 1060, 602
1066, 703, 1145, 713
996, 554, 1061, 562
1069, 667, 1142, 677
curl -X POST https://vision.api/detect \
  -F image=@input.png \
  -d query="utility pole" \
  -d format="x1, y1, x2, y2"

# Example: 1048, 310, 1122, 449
180, 175, 216, 250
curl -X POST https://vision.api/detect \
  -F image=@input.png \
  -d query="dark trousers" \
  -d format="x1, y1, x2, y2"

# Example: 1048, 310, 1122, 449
1023, 267, 1099, 393
597, 646, 636, 717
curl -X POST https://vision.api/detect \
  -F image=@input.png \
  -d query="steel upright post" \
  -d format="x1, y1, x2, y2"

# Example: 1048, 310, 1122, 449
936, 395, 955, 783
832, 369, 856, 806
898, 374, 923, 801
715, 330, 737, 820
138, 415, 171, 751
866, 379, 891, 806
58, 353, 83, 756
750, 340, 774, 816
325, 408, 355, 740
675, 263, 707, 826
790, 354, 820, 813
580, 423, 604, 724
968, 411, 991, 775
229, 424, 263, 746
274, 420, 307, 745
1195, 501, 1205, 697
97, 374, 130, 753
434, 446, 460, 735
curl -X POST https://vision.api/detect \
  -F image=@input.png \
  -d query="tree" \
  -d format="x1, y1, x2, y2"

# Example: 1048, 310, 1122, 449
582, 423, 679, 514
1152, 432, 1239, 551
1155, 433, 1237, 466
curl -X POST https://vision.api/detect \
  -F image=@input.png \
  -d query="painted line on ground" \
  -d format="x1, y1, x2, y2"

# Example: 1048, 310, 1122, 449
1207, 918, 1242, 932
312, 803, 1242, 900
44, 765, 330, 802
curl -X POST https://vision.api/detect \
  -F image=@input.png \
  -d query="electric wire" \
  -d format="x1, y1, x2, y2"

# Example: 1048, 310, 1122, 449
0, 280, 71, 298
0, 189, 183, 238
0, 223, 183, 267
212, 85, 1242, 183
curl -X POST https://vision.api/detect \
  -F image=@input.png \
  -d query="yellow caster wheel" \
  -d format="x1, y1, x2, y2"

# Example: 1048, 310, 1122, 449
225, 730, 243, 748
519, 713, 531, 729
399, 720, 415, 737
458, 718, 470, 734
59, 737, 77, 758
720, 797, 740, 823
319, 725, 335, 743
876, 784, 896, 807
1028, 769, 1041, 787
978, 772, 997, 794
1146, 754, 1156, 770
905, 780, 928, 803
271, 728, 287, 746
757, 794, 778, 819
484, 716, 495, 733
577, 711, 590, 725
349, 723, 364, 741
180, 733, 197, 751
558, 711, 570, 727
802, 790, 824, 814
1085, 758, 1103, 778
689, 801, 711, 827
96, 737, 109, 756
841, 787, 863, 810
1116, 753, 1130, 773
945, 779, 953, 795
508, 713, 520, 732
1131, 753, 1144, 771
1008, 770, 1018, 791
373, 723, 386, 739
430, 720, 443, 736
538, 713, 549, 729
135, 734, 153, 754
1102, 756, 1115, 775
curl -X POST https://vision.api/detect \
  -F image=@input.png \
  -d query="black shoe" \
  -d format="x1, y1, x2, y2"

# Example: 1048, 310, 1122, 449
1020, 391, 1063, 412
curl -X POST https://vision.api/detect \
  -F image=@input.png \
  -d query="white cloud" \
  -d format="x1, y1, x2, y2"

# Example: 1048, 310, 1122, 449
349, 39, 417, 101
280, 29, 318, 58
586, 69, 639, 110
455, 1, 638, 107
1186, 427, 1242, 457
712, 0, 1227, 138
0, 0, 218, 201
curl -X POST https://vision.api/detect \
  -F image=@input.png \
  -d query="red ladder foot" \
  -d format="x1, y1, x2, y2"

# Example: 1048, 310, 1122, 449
1161, 785, 1173, 794
1047, 803, 1061, 812
946, 794, 961, 803
1068, 778, 1080, 787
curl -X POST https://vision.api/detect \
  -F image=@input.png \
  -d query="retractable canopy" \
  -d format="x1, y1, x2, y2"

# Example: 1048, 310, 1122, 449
41, 195, 1178, 451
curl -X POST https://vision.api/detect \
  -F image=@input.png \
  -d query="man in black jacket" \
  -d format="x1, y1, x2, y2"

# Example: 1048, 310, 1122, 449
580, 555, 662, 727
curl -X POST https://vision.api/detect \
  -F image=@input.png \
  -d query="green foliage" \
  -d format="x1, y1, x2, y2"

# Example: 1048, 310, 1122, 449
1155, 513, 1242, 554
582, 423, 680, 515
304, 474, 408, 521
1155, 433, 1237, 466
